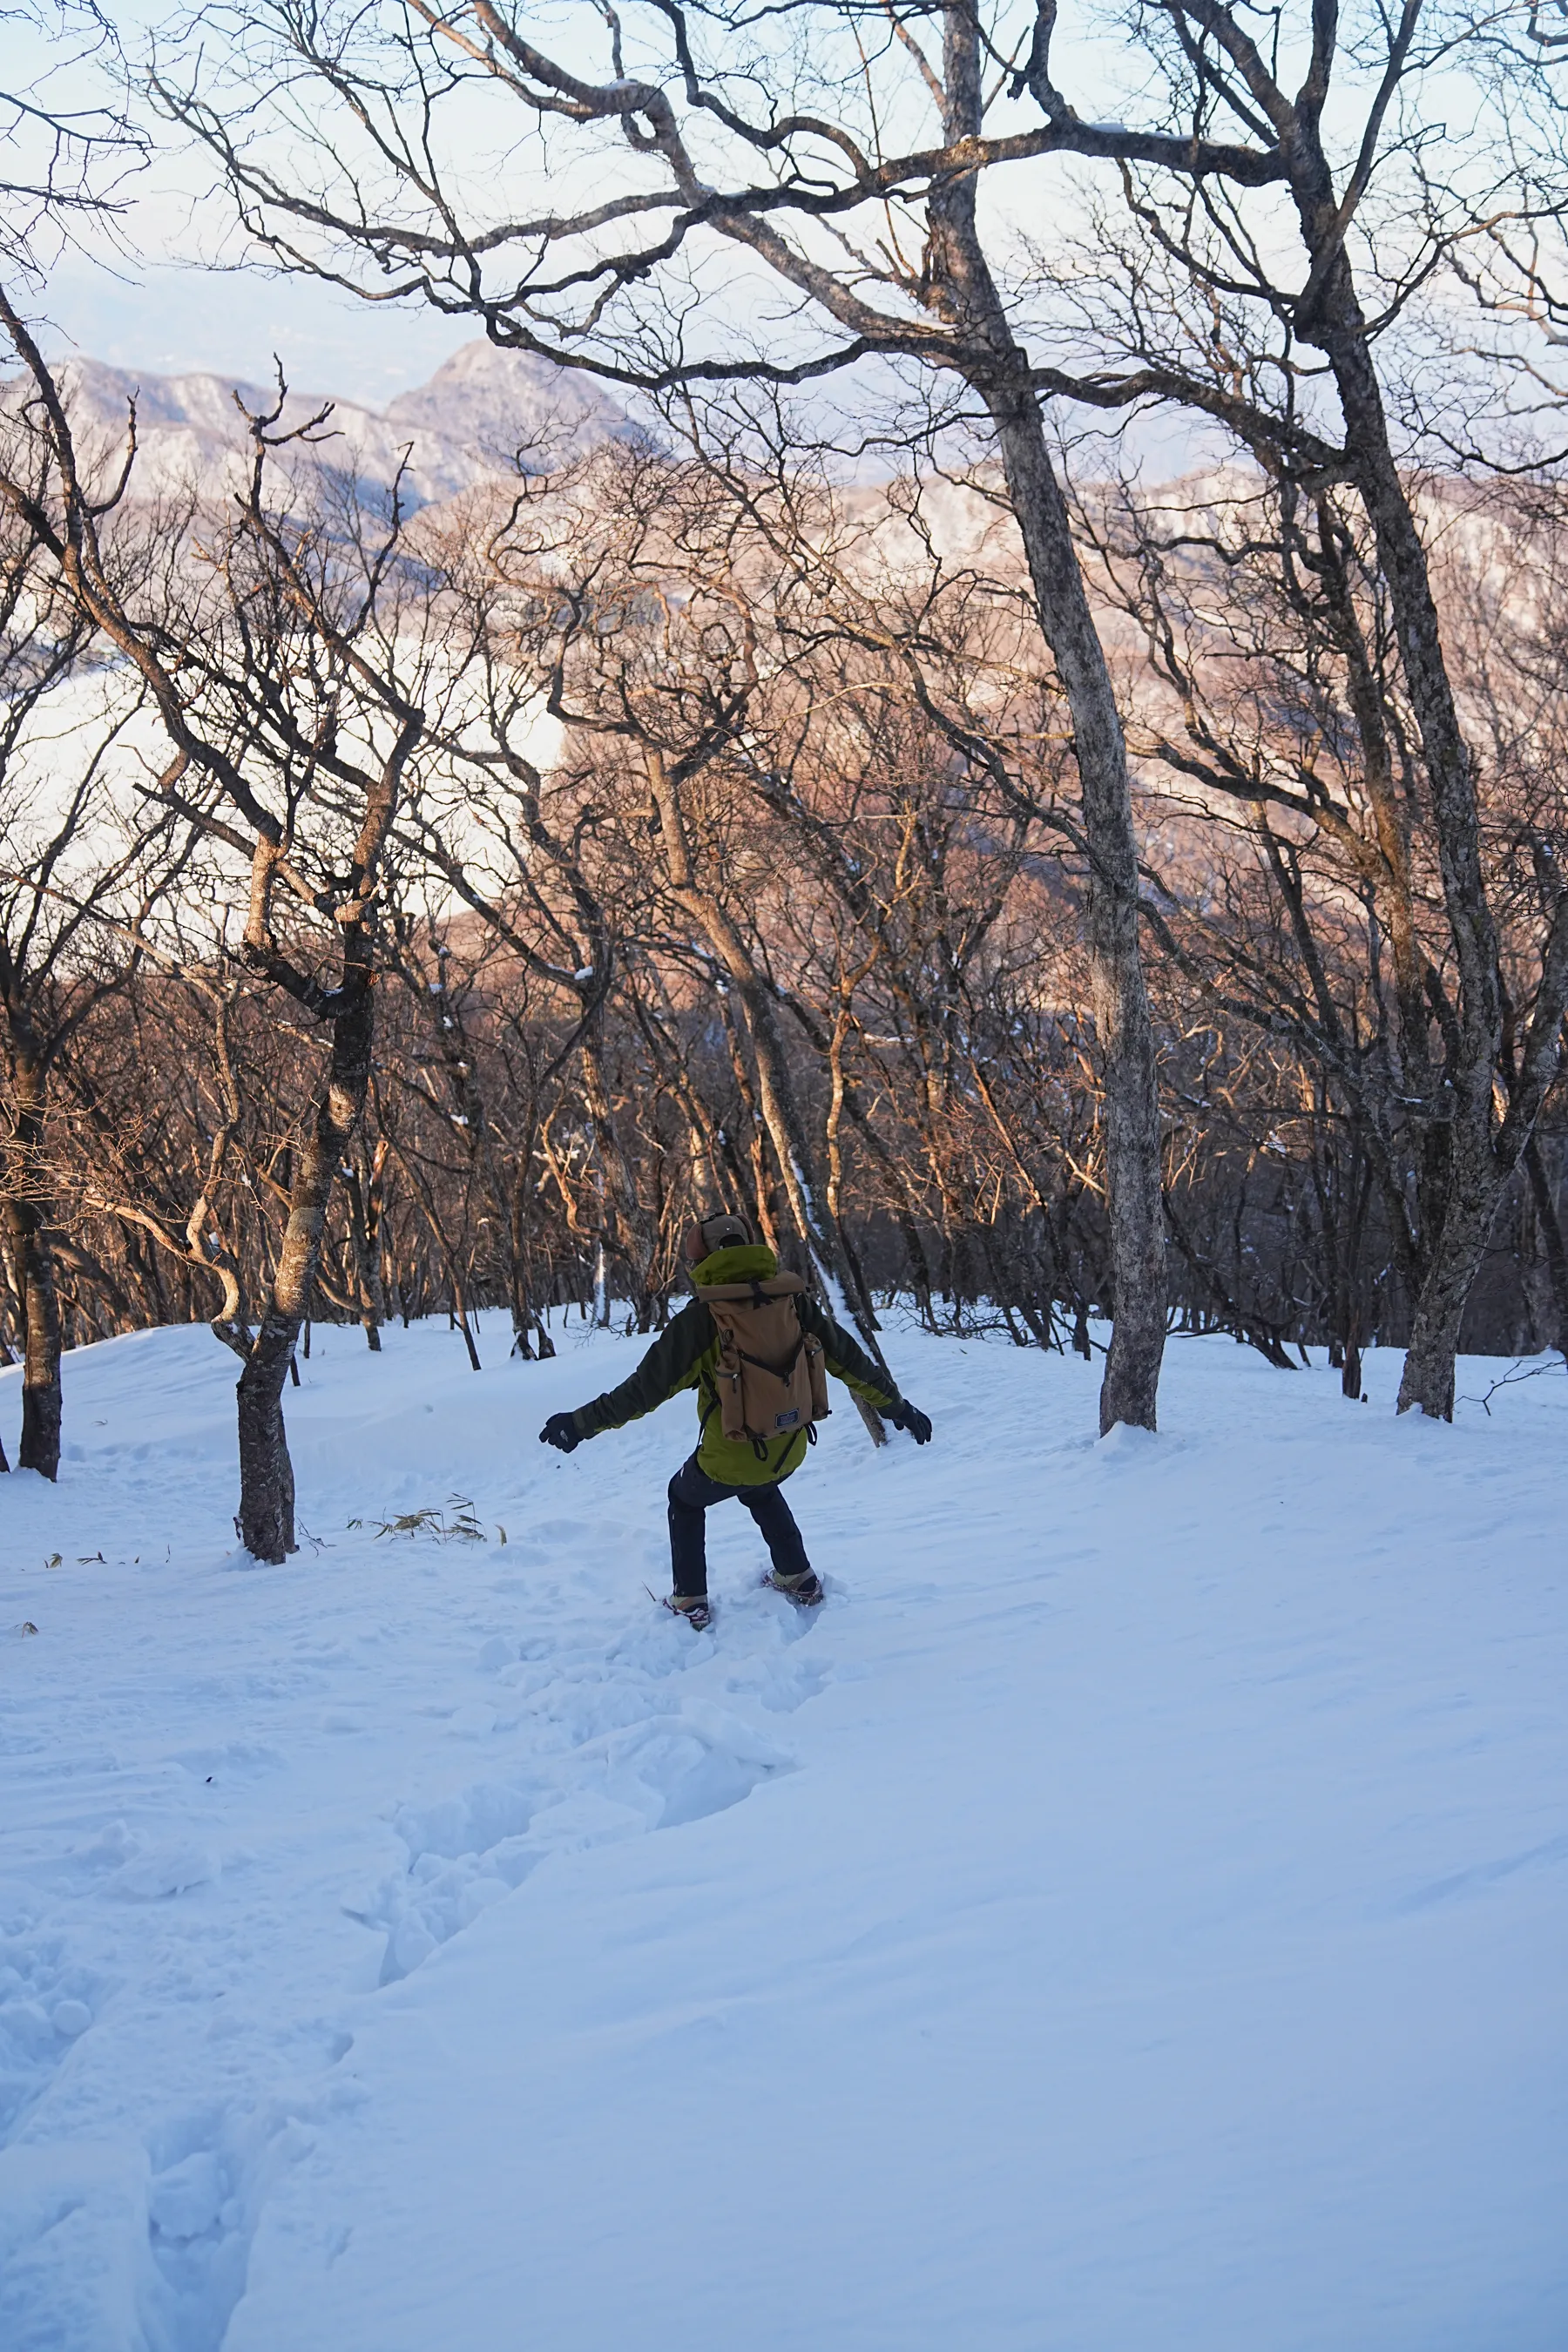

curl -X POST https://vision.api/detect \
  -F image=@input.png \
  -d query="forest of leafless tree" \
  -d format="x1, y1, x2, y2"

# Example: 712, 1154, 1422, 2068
2, 0, 1566, 1553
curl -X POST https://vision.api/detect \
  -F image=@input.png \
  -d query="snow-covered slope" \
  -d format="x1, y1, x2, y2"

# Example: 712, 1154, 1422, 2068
3, 342, 630, 513
1, 1318, 1564, 2351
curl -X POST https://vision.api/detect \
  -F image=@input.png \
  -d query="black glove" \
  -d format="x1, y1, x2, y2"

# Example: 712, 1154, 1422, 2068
539, 1410, 583, 1455
889, 1399, 933, 1444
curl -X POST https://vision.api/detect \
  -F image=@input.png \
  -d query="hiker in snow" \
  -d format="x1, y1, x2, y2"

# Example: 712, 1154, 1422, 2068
538, 1212, 932, 1628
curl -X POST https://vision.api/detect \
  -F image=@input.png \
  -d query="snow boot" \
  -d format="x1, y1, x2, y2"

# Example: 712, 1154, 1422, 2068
764, 1566, 823, 1608
664, 1592, 713, 1631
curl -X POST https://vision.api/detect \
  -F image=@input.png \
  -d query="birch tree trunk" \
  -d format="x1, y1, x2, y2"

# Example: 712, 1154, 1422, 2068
984, 389, 1166, 1430
1283, 115, 1568, 1416
929, 8, 1165, 1430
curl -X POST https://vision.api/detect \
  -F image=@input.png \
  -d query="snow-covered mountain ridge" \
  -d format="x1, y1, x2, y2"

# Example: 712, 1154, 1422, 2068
3, 340, 632, 511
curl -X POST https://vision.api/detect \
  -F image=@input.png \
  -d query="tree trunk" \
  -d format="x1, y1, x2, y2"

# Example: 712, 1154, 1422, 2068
1395, 1179, 1502, 1421
14, 1212, 62, 1477
449, 1264, 482, 1370
1335, 368, 1509, 1421
510, 1149, 554, 1357
981, 392, 1165, 1431
234, 939, 375, 1560
4, 1055, 62, 1478
579, 1031, 658, 1326
1294, 166, 1531, 1417
920, 9, 1164, 1431
344, 1146, 385, 1352
1523, 1135, 1568, 1354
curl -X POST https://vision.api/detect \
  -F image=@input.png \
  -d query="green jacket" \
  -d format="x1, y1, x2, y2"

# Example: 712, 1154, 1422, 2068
571, 1242, 902, 1485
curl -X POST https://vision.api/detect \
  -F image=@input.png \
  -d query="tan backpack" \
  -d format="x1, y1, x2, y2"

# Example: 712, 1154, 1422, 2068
694, 1270, 831, 1452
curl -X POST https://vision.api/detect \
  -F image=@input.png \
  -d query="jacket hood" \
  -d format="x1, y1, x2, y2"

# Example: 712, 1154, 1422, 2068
690, 1241, 780, 1288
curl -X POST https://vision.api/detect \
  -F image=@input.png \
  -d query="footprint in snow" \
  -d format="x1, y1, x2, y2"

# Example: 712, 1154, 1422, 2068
0, 1929, 106, 2144
356, 1701, 794, 1985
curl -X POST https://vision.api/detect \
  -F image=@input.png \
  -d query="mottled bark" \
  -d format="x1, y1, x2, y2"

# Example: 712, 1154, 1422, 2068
1392, 1186, 1499, 1423
1393, 875, 1568, 1416
1331, 348, 1504, 1418
714, 987, 785, 1255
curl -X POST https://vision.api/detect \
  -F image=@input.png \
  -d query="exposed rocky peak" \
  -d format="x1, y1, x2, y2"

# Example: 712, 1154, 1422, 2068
382, 340, 629, 473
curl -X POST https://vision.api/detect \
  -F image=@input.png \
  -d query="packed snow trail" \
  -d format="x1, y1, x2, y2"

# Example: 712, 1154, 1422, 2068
0, 1315, 1565, 2350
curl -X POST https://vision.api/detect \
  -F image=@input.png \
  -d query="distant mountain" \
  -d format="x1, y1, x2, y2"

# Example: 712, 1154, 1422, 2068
4, 339, 633, 513
383, 341, 629, 476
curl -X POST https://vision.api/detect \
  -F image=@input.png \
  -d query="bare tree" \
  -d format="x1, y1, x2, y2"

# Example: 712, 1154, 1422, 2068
75, 956, 256, 1358
991, 0, 1568, 1417
156, 0, 1172, 1429
0, 301, 449, 1553
0, 425, 193, 1471
400, 456, 902, 1412
3, 0, 145, 277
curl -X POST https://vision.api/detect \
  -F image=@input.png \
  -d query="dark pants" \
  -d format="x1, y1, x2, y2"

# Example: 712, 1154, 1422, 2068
666, 1454, 812, 1598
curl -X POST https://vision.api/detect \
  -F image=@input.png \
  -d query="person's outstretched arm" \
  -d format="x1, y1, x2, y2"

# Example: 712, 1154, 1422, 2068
799, 1298, 932, 1443
539, 1299, 713, 1452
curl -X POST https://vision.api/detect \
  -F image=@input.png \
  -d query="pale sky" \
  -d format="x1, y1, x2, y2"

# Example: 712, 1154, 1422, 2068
17, 0, 1338, 454
18, 0, 475, 409
23, 0, 1085, 411
42, 242, 476, 409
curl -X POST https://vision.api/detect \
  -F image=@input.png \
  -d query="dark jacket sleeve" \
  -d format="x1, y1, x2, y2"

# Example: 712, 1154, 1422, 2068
573, 1300, 714, 1438
798, 1296, 902, 1413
